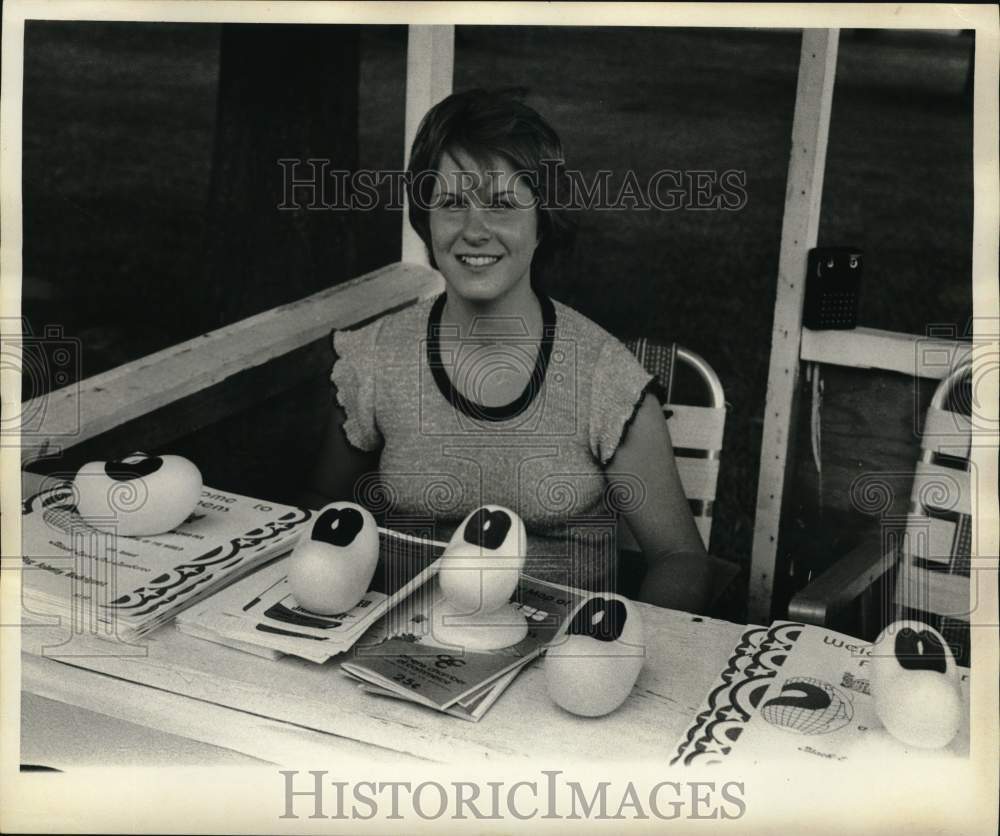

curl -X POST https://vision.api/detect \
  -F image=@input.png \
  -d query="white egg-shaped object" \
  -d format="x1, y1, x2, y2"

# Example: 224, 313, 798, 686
287, 502, 379, 615
545, 593, 645, 717
74, 452, 202, 536
870, 620, 963, 749
439, 505, 527, 613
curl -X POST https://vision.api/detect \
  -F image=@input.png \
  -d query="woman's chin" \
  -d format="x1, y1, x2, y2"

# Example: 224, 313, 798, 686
442, 268, 535, 307
445, 276, 507, 303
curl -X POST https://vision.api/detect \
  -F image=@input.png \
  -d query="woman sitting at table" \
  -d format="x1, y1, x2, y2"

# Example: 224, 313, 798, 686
307, 88, 710, 612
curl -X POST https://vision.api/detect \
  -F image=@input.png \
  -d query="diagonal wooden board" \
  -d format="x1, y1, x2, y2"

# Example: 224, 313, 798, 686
19, 261, 445, 467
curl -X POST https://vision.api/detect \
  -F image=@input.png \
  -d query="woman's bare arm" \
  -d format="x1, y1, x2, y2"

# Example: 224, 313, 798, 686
605, 393, 712, 613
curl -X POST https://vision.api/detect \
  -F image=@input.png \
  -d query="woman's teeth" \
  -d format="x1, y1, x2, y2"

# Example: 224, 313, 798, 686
457, 255, 500, 267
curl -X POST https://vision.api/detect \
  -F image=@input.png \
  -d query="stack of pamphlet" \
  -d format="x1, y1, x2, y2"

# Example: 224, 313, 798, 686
20, 481, 312, 641
669, 620, 971, 766
340, 576, 589, 721
177, 528, 449, 663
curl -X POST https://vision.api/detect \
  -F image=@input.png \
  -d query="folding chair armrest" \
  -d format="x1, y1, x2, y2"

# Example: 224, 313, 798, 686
788, 534, 895, 627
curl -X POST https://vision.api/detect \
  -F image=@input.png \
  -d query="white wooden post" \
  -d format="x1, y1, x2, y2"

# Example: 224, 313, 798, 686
401, 25, 455, 266
748, 29, 839, 623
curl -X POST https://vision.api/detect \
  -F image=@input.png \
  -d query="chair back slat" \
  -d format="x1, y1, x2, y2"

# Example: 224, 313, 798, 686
922, 407, 971, 458
620, 340, 726, 552
894, 566, 970, 624
665, 404, 725, 453
911, 460, 971, 517
893, 362, 972, 664
898, 513, 959, 567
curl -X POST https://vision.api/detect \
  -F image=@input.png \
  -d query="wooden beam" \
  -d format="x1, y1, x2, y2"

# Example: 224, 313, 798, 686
20, 262, 442, 466
749, 29, 839, 623
401, 24, 455, 265
800, 327, 971, 379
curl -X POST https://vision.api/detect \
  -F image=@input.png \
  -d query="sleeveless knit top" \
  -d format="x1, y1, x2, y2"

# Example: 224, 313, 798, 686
330, 293, 653, 590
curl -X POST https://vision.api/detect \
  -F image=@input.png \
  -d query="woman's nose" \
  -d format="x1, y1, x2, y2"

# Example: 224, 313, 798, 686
460, 208, 491, 243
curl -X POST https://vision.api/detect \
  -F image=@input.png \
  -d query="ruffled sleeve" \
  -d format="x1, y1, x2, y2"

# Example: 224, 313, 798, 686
588, 337, 656, 465
330, 322, 384, 452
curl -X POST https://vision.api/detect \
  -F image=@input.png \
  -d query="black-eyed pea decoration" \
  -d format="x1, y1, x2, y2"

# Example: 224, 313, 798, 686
439, 505, 526, 613
432, 505, 529, 651
74, 452, 202, 536
870, 620, 963, 749
545, 593, 645, 717
287, 502, 379, 616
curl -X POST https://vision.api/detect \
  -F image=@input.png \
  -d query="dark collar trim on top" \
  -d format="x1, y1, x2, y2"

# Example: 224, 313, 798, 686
426, 291, 557, 422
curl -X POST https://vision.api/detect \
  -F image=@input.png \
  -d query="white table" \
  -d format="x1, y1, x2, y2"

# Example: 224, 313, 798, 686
20, 600, 745, 767
17, 467, 750, 767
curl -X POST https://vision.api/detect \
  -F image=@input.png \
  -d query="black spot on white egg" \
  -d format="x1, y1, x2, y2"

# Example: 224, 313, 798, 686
546, 593, 644, 717
440, 506, 526, 613
311, 506, 365, 547
567, 597, 628, 642
894, 627, 948, 673
78, 453, 201, 535
463, 507, 512, 550
871, 620, 962, 749
289, 502, 379, 616
105, 452, 164, 481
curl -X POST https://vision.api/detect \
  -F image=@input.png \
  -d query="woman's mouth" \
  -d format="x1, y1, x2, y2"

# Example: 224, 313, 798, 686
456, 254, 502, 268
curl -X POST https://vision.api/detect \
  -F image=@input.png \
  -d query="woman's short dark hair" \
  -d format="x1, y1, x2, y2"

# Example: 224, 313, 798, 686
406, 88, 576, 282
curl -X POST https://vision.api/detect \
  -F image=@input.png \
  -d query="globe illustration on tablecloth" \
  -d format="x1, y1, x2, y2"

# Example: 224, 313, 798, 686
760, 677, 853, 735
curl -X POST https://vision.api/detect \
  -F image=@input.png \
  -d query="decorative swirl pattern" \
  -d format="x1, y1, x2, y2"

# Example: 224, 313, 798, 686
353, 473, 399, 514
536, 474, 583, 514
421, 474, 464, 514
916, 473, 961, 512
603, 474, 647, 515
848, 474, 896, 516
106, 477, 150, 514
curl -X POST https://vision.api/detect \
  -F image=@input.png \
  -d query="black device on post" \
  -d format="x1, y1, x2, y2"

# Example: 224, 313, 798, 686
803, 247, 863, 330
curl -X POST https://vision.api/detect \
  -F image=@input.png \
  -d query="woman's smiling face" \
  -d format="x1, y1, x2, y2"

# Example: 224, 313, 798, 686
429, 149, 540, 306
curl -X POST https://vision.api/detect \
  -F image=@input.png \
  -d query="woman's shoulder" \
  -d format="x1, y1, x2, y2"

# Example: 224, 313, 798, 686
551, 297, 613, 341
550, 298, 656, 465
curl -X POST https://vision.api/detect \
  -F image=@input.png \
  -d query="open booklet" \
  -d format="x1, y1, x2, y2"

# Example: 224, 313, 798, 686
177, 528, 449, 663
670, 621, 971, 766
20, 481, 312, 640
340, 576, 589, 722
